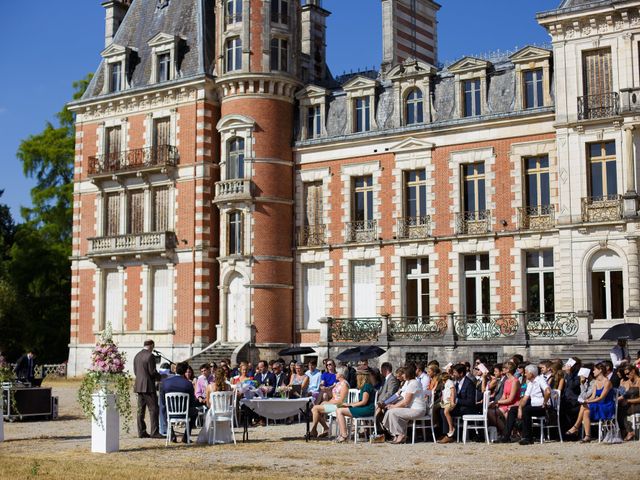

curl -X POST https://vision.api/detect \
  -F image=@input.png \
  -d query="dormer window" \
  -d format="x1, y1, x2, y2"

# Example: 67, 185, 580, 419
342, 76, 378, 135
101, 43, 131, 94
510, 46, 552, 111
295, 85, 328, 141
226, 0, 242, 25
147, 33, 180, 84
307, 106, 321, 139
355, 97, 371, 133
225, 37, 242, 72
464, 79, 481, 117
405, 88, 424, 125
158, 53, 171, 82
271, 0, 289, 25
109, 62, 123, 93
270, 38, 288, 72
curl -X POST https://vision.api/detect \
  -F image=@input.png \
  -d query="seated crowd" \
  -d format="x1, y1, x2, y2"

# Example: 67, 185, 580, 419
155, 346, 640, 445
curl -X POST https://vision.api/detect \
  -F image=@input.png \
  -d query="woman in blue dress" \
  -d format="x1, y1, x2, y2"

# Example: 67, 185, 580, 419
565, 362, 615, 443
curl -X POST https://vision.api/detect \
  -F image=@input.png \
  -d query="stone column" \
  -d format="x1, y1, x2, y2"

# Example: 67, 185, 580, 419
218, 285, 228, 343
576, 310, 592, 343
379, 314, 390, 344
623, 125, 637, 217
444, 311, 456, 347
514, 309, 528, 346
626, 236, 640, 322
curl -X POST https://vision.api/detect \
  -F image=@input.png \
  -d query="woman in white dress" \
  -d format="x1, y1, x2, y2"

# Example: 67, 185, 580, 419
197, 368, 235, 445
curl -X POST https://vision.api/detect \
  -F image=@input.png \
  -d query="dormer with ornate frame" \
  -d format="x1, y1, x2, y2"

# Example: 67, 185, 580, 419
510, 46, 553, 111
148, 32, 181, 84
448, 57, 491, 119
388, 59, 436, 126
101, 43, 133, 94
342, 75, 379, 134
296, 85, 328, 140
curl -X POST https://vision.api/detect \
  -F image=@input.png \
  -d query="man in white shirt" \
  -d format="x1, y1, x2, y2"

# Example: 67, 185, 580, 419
305, 360, 322, 396
610, 339, 630, 368
416, 362, 431, 392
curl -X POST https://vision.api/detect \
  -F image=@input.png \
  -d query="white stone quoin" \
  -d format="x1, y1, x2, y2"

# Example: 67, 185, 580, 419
91, 392, 119, 453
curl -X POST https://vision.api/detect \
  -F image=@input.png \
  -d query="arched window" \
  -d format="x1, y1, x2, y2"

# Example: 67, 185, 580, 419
225, 37, 242, 72
228, 211, 243, 256
405, 88, 424, 125
590, 250, 624, 321
227, 137, 245, 179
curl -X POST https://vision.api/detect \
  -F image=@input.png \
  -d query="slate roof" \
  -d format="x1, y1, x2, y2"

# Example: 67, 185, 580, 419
80, 0, 215, 102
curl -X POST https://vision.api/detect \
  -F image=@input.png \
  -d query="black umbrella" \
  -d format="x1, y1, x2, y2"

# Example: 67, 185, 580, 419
336, 346, 386, 362
278, 346, 316, 356
600, 323, 640, 341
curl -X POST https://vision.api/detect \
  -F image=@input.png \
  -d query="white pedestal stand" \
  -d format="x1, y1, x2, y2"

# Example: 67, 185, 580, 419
0, 395, 4, 442
91, 392, 119, 453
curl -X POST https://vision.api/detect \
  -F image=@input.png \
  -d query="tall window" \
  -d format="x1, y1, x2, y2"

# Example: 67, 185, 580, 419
525, 250, 555, 314
589, 141, 617, 199
303, 263, 324, 330
354, 97, 371, 133
307, 105, 322, 139
405, 170, 427, 218
271, 0, 289, 24
524, 69, 543, 109
591, 250, 624, 320
105, 126, 122, 169
524, 156, 550, 207
463, 163, 486, 213
351, 260, 376, 317
405, 258, 429, 317
303, 181, 323, 227
153, 117, 171, 147
227, 138, 245, 179
127, 190, 144, 234
405, 88, 424, 125
464, 254, 490, 316
109, 62, 122, 93
105, 192, 120, 236
270, 38, 288, 72
157, 53, 171, 82
353, 176, 374, 222
152, 267, 171, 331
463, 79, 481, 117
104, 270, 123, 331
225, 0, 242, 25
583, 48, 612, 98
228, 211, 242, 255
152, 186, 170, 232
225, 37, 242, 72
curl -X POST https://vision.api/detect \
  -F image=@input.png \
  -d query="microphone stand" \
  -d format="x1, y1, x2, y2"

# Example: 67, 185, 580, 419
153, 349, 175, 366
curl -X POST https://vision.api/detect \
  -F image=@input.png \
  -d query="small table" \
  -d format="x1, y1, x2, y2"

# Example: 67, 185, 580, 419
240, 397, 313, 442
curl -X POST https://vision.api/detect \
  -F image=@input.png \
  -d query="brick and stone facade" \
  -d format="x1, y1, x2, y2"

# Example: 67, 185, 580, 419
67, 0, 640, 375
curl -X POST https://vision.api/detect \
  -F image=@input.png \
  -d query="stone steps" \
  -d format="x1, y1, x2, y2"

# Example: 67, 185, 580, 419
187, 343, 240, 367
561, 342, 640, 364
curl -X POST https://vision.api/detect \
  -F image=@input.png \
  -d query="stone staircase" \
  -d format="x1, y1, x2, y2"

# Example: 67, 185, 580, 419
187, 343, 240, 367
560, 341, 640, 364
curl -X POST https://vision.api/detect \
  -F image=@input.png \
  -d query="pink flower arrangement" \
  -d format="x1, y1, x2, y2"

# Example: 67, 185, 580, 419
89, 324, 127, 374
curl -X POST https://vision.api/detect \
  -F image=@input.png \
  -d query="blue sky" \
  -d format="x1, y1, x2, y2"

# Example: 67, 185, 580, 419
0, 0, 559, 218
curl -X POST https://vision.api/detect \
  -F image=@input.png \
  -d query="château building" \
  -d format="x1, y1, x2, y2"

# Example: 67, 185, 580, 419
67, 0, 640, 375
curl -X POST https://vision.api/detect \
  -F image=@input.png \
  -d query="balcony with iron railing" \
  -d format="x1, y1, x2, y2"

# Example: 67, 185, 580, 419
88, 231, 177, 258
344, 219, 378, 243
396, 216, 431, 240
88, 145, 178, 177
577, 92, 620, 121
213, 179, 254, 203
297, 224, 327, 247
455, 210, 492, 235
517, 205, 555, 230
581, 195, 623, 223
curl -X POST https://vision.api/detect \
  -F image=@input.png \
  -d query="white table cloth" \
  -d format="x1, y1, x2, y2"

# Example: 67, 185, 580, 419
240, 397, 312, 420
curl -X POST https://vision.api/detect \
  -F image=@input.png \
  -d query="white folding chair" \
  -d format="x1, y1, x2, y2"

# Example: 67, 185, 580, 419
531, 389, 563, 444
597, 389, 620, 443
411, 389, 436, 444
461, 390, 490, 444
629, 413, 640, 440
349, 391, 378, 444
232, 386, 240, 427
328, 388, 360, 437
208, 391, 236, 445
165, 392, 191, 446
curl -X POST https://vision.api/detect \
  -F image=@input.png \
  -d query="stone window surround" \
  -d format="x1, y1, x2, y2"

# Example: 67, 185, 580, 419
295, 86, 328, 140
342, 76, 379, 134
140, 261, 176, 333
218, 0, 250, 74
296, 249, 332, 332
147, 33, 180, 84
339, 247, 383, 317
97, 117, 129, 157
296, 167, 330, 230
144, 108, 179, 148
100, 44, 132, 94
388, 61, 435, 127
579, 128, 624, 203
448, 58, 491, 119
509, 139, 558, 226
449, 147, 496, 231
391, 244, 439, 317
217, 260, 252, 343
340, 161, 382, 239
224, 209, 245, 257
510, 47, 553, 111
574, 38, 620, 100
511, 237, 560, 312
217, 114, 256, 181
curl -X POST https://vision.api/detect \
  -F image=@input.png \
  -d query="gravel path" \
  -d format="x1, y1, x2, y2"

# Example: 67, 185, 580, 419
1, 381, 639, 480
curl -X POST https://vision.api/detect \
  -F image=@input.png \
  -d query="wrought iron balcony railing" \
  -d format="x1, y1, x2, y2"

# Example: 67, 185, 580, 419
517, 205, 555, 230
328, 317, 382, 343
344, 219, 378, 243
581, 195, 623, 223
88, 231, 177, 257
454, 314, 519, 341
455, 210, 492, 235
577, 92, 620, 120
396, 216, 431, 239
88, 145, 178, 176
213, 179, 253, 203
526, 312, 579, 339
388, 316, 447, 341
297, 224, 327, 247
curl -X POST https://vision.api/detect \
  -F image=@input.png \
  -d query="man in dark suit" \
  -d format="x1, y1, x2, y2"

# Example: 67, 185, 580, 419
14, 350, 36, 383
272, 361, 289, 392
160, 362, 198, 443
255, 360, 276, 388
438, 363, 480, 443
133, 340, 162, 439
374, 362, 400, 434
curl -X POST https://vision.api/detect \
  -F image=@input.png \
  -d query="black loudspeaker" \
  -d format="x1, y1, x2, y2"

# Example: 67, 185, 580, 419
13, 388, 52, 417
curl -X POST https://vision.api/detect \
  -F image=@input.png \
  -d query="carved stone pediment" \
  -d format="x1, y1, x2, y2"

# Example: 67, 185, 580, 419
447, 57, 491, 74
509, 46, 552, 63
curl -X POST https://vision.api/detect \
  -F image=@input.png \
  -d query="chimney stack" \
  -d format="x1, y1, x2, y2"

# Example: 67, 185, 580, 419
300, 0, 331, 83
102, 0, 132, 48
381, 0, 439, 73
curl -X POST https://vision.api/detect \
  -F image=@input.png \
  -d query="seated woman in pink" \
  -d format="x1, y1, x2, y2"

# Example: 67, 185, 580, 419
310, 366, 349, 438
489, 361, 520, 438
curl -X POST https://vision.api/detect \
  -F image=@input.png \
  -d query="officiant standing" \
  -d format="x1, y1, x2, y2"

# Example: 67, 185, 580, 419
133, 340, 163, 439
